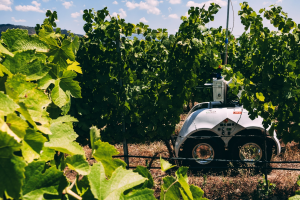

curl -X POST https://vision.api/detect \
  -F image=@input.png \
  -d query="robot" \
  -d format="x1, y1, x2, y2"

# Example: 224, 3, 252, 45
174, 77, 281, 168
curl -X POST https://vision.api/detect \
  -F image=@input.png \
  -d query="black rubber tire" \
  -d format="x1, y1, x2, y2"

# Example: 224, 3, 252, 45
179, 138, 226, 170
231, 137, 273, 169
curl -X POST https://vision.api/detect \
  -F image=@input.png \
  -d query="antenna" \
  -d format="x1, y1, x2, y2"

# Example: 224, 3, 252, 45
223, 0, 231, 104
224, 0, 230, 66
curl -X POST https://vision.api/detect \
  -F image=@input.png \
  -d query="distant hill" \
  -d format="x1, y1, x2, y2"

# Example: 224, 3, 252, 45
0, 24, 83, 37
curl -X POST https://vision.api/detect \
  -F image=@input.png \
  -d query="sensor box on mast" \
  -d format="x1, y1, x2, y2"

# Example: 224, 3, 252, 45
213, 79, 225, 102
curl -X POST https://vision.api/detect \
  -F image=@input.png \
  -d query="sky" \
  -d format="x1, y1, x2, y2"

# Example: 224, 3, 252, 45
0, 0, 299, 37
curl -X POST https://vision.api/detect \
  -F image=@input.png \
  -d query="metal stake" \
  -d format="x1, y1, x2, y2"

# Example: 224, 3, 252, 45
264, 128, 269, 191
117, 39, 129, 169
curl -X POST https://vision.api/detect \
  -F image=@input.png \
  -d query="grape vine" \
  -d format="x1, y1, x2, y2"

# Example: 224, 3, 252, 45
70, 4, 237, 144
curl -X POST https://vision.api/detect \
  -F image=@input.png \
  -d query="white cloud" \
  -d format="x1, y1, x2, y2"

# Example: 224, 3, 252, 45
71, 10, 83, 18
169, 0, 181, 4
168, 7, 172, 12
276, 0, 283, 3
11, 17, 26, 22
112, 8, 127, 18
15, 1, 45, 13
55, 19, 59, 22
186, 0, 227, 9
263, 1, 271, 5
62, 1, 73, 9
169, 13, 179, 19
126, 0, 161, 15
113, 1, 118, 4
160, 0, 163, 2
139, 17, 148, 23
0, 0, 13, 11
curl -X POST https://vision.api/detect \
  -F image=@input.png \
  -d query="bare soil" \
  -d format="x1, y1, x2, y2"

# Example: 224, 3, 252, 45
66, 113, 300, 199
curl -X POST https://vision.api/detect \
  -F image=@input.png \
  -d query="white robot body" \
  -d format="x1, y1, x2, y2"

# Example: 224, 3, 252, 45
174, 78, 281, 165
174, 102, 281, 157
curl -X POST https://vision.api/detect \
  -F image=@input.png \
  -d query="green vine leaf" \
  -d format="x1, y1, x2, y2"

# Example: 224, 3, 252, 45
121, 188, 156, 200
160, 156, 176, 172
45, 122, 85, 156
22, 161, 68, 199
22, 129, 47, 163
0, 91, 19, 116
51, 79, 70, 108
256, 92, 265, 102
1, 29, 48, 53
88, 162, 147, 200
66, 154, 90, 175
0, 156, 26, 199
92, 140, 126, 178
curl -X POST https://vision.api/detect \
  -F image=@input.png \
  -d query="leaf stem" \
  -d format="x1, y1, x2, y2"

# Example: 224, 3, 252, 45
164, 180, 178, 200
63, 187, 82, 200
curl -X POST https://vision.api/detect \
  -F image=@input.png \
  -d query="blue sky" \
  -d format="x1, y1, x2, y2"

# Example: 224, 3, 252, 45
0, 0, 298, 37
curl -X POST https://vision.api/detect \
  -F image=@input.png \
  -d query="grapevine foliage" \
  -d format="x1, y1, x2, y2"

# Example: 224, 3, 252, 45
71, 4, 237, 144
0, 10, 208, 200
232, 2, 300, 142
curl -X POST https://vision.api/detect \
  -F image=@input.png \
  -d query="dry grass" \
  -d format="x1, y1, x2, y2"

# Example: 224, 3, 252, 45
113, 140, 300, 199
66, 112, 300, 199
113, 113, 300, 199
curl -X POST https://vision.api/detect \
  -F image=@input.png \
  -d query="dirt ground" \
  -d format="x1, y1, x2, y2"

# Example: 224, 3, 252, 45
66, 113, 300, 199
72, 140, 300, 199
111, 141, 300, 200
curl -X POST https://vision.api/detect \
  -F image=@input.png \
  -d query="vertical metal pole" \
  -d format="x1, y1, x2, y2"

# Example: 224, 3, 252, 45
117, 39, 129, 169
223, 0, 230, 105
224, 0, 230, 65
264, 128, 269, 191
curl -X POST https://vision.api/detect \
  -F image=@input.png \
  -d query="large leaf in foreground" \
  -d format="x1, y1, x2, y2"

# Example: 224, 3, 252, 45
0, 156, 26, 200
22, 129, 47, 163
60, 70, 81, 98
176, 167, 193, 200
160, 176, 181, 200
160, 156, 176, 172
3, 51, 50, 81
0, 43, 14, 57
0, 117, 22, 144
88, 162, 147, 200
45, 122, 84, 156
51, 79, 70, 108
6, 112, 28, 139
67, 59, 82, 74
133, 166, 154, 189
93, 140, 126, 177
39, 147, 55, 162
5, 74, 51, 125
120, 188, 156, 200
22, 161, 68, 199
66, 154, 90, 175
0, 91, 19, 115
47, 38, 75, 70
190, 185, 208, 200
0, 129, 21, 158
1, 29, 48, 52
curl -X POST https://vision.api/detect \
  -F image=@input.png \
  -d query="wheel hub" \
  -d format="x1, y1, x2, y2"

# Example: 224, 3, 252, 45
192, 143, 214, 165
239, 143, 262, 164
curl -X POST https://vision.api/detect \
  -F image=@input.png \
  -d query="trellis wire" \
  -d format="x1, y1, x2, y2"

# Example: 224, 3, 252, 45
112, 134, 300, 190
